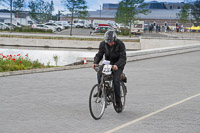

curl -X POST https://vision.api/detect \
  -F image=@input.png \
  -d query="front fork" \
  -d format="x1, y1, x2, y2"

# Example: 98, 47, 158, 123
105, 81, 115, 107
100, 75, 115, 108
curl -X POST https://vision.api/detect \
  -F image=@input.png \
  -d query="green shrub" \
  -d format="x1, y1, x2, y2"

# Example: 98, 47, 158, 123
0, 26, 53, 33
119, 28, 130, 36
14, 26, 53, 33
0, 53, 50, 72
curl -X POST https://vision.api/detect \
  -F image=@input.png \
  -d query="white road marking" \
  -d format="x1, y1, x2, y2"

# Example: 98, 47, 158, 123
104, 93, 200, 133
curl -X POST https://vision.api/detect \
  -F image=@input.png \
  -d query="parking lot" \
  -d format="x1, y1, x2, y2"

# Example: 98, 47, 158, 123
56, 28, 200, 40
58, 28, 93, 36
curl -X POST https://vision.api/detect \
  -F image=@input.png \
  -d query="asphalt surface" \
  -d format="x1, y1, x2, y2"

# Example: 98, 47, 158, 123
0, 51, 200, 133
58, 28, 93, 36
58, 28, 200, 40
2, 29, 200, 41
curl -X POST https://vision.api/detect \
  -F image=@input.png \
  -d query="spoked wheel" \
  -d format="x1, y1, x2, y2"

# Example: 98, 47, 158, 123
89, 84, 106, 120
113, 82, 127, 113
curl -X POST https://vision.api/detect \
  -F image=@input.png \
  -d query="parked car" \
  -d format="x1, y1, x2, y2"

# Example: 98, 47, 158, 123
68, 23, 76, 28
0, 22, 12, 30
44, 23, 64, 32
94, 25, 114, 33
54, 21, 70, 29
32, 24, 56, 32
57, 23, 66, 29
4, 22, 22, 28
118, 23, 130, 29
84, 24, 92, 28
74, 23, 84, 28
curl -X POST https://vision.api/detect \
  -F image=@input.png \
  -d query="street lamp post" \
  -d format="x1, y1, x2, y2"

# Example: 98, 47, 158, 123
57, 10, 59, 21
10, 0, 12, 32
100, 5, 101, 18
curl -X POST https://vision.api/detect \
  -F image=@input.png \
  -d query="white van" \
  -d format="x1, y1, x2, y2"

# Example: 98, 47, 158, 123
131, 20, 144, 35
73, 19, 84, 28
92, 20, 111, 29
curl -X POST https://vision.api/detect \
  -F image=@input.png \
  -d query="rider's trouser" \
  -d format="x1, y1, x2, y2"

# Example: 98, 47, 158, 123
97, 68, 123, 102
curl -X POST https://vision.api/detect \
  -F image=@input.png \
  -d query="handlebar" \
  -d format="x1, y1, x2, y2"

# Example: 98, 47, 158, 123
94, 64, 101, 73
94, 65, 100, 72
94, 64, 117, 74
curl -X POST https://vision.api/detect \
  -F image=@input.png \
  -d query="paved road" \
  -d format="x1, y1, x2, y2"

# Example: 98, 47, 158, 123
2, 29, 199, 41
57, 28, 174, 39
0, 51, 200, 133
57, 28, 200, 40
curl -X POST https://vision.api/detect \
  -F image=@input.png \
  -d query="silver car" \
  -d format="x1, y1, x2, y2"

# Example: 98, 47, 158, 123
44, 23, 64, 32
0, 22, 12, 30
32, 24, 56, 32
54, 21, 70, 29
5, 23, 22, 28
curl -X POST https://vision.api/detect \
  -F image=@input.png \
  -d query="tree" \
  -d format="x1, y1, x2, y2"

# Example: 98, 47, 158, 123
13, 0, 24, 11
177, 3, 191, 24
50, 0, 54, 19
191, 0, 200, 23
28, 0, 54, 23
0, 0, 14, 31
13, 0, 25, 21
115, 0, 149, 37
28, 0, 37, 20
62, 0, 88, 36
0, 0, 7, 6
178, 1, 200, 24
0, 0, 25, 12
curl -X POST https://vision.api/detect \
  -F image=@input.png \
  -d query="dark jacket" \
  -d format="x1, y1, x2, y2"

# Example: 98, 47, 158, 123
93, 39, 126, 69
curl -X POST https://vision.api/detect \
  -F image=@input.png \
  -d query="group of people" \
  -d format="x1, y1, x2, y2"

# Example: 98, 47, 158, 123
148, 23, 185, 33
176, 25, 184, 32
148, 24, 170, 33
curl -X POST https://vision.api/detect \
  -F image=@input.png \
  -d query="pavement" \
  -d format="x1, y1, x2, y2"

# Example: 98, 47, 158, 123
0, 51, 200, 133
1, 42, 200, 77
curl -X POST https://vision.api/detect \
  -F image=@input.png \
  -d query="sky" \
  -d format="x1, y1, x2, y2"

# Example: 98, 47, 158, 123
0, 0, 196, 15
52, 0, 193, 14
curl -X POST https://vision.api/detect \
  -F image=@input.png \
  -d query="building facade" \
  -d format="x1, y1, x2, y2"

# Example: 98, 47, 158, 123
165, 2, 185, 9
103, 3, 119, 10
60, 1, 193, 27
0, 10, 36, 26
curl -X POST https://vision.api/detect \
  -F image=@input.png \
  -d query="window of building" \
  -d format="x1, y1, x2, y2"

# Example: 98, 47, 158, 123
103, 4, 118, 9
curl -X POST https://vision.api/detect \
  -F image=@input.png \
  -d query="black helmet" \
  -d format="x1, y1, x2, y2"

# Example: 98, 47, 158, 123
104, 30, 117, 43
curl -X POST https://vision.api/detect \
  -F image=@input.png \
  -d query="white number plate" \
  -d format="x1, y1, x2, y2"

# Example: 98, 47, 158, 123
102, 65, 112, 75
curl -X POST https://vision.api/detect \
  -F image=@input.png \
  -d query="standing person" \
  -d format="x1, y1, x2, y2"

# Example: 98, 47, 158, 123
181, 25, 184, 32
156, 24, 159, 33
176, 25, 179, 32
167, 26, 170, 32
149, 24, 152, 33
92, 30, 127, 112
158, 25, 161, 32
